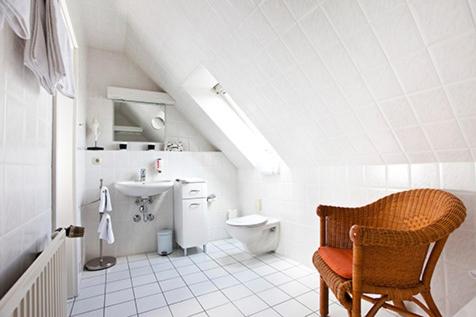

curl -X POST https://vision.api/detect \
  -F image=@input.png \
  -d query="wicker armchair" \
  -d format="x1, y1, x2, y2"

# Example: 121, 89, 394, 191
313, 189, 466, 317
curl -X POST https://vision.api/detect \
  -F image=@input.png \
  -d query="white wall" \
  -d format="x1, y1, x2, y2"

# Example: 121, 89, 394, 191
238, 162, 476, 316
82, 150, 238, 259
0, 27, 53, 297
85, 48, 215, 152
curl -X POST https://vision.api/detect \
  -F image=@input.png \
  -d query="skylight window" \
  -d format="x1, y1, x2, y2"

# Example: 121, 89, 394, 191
183, 66, 283, 175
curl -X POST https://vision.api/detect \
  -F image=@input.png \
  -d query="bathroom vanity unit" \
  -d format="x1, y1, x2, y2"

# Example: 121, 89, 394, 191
174, 179, 209, 255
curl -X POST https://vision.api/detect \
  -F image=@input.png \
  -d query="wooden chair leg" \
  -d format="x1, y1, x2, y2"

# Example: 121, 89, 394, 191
352, 292, 362, 317
421, 291, 442, 317
320, 277, 329, 317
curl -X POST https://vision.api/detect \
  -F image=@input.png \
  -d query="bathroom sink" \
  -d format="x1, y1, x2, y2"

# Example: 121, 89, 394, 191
115, 180, 173, 198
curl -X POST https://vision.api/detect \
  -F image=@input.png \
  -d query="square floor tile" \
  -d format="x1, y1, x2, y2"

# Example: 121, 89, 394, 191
197, 290, 230, 310
282, 266, 313, 279
223, 263, 248, 274
182, 272, 208, 285
296, 274, 319, 290
211, 275, 240, 289
206, 302, 243, 317
273, 299, 311, 317
234, 269, 260, 283
221, 284, 253, 301
163, 286, 194, 304
232, 252, 254, 261
159, 277, 186, 291
214, 255, 237, 266
250, 308, 281, 317
129, 260, 150, 269
76, 284, 105, 301
252, 265, 278, 276
132, 273, 157, 287
104, 300, 137, 317
153, 262, 174, 272
155, 269, 180, 281
136, 293, 167, 313
107, 270, 130, 282
149, 257, 170, 265
72, 296, 104, 315
73, 308, 104, 317
257, 288, 291, 306
134, 282, 162, 298
105, 288, 134, 306
234, 295, 268, 316
189, 280, 218, 296
139, 306, 172, 317
204, 267, 228, 279
176, 264, 200, 276
189, 253, 211, 263
245, 278, 274, 293
269, 260, 295, 271
210, 249, 230, 257
80, 276, 105, 289
264, 272, 293, 286
295, 291, 319, 311
278, 281, 311, 297
106, 279, 132, 293
328, 304, 351, 317
196, 260, 220, 271
170, 257, 194, 267
242, 258, 264, 269
130, 266, 153, 278
169, 298, 203, 317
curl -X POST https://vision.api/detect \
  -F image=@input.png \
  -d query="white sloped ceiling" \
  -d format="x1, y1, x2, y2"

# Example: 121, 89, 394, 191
75, 0, 476, 168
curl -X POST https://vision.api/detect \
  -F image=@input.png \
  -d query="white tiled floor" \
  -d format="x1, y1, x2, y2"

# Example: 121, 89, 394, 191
67, 239, 394, 317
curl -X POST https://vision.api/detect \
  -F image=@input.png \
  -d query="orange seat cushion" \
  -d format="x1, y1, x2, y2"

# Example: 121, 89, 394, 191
317, 247, 353, 279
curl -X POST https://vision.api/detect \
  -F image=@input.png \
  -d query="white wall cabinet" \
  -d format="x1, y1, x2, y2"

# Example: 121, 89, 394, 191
174, 179, 208, 255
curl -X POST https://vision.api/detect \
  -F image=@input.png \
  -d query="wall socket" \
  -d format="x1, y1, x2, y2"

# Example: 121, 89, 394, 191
256, 199, 262, 213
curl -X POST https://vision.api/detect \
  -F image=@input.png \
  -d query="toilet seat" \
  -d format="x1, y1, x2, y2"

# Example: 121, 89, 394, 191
226, 214, 268, 228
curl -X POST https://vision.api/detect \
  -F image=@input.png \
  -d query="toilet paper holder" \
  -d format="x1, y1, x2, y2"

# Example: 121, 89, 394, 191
468, 270, 476, 279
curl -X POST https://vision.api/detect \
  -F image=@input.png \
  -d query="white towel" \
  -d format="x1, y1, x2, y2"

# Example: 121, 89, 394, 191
99, 186, 112, 213
45, 0, 74, 97
0, 10, 5, 30
0, 0, 31, 39
24, 0, 53, 94
97, 213, 114, 244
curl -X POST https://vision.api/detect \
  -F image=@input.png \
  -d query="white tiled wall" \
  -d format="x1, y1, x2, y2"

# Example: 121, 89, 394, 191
83, 150, 238, 259
111, 0, 476, 167
238, 162, 476, 316
85, 48, 215, 152
0, 27, 52, 297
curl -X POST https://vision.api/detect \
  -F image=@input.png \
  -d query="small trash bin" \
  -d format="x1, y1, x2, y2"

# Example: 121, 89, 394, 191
157, 229, 173, 256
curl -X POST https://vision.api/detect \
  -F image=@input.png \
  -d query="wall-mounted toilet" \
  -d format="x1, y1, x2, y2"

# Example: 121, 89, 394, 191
225, 214, 280, 254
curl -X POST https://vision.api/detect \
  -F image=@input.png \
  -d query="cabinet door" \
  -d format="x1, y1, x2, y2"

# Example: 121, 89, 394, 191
182, 199, 208, 247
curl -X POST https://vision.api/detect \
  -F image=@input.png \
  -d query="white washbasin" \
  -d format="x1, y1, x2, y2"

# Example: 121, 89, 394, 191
115, 180, 173, 198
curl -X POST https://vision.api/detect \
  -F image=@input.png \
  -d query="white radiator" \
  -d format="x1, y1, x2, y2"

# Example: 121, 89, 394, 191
0, 229, 67, 317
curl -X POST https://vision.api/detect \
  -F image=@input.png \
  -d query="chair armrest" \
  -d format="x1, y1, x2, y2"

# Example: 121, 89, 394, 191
316, 204, 368, 218
350, 225, 443, 247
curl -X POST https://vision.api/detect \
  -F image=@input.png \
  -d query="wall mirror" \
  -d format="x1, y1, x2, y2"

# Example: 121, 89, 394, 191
113, 101, 166, 143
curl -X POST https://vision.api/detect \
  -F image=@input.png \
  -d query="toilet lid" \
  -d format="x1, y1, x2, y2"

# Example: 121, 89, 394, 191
226, 214, 268, 228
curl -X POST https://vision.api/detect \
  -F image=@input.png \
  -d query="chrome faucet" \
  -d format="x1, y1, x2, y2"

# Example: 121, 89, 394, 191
139, 168, 146, 182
